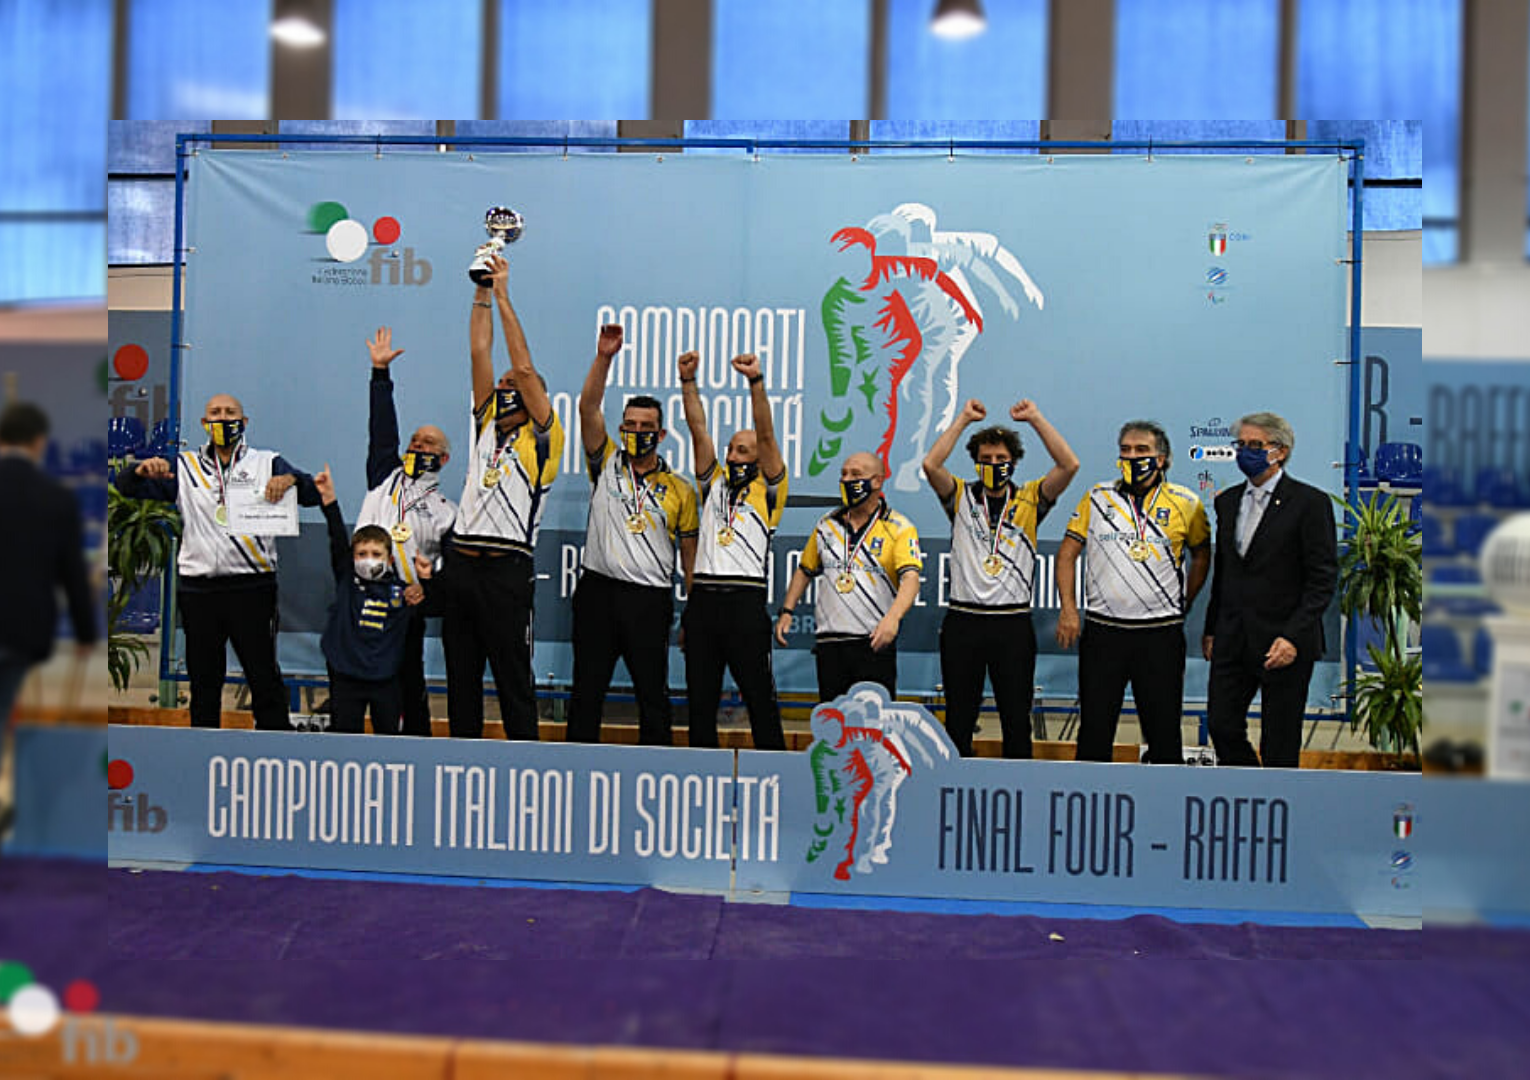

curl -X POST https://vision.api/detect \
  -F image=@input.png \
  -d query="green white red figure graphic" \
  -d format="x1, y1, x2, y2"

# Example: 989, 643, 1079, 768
806, 684, 955, 881
813, 203, 1045, 491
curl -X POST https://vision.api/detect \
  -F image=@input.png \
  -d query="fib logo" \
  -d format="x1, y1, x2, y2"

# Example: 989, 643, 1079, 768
106, 758, 166, 834
306, 200, 432, 287
0, 963, 136, 1066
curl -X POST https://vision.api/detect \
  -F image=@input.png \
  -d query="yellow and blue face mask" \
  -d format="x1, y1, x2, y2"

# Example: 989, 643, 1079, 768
840, 476, 875, 508
203, 418, 246, 448
621, 429, 662, 458
401, 451, 442, 479
1118, 456, 1160, 488
976, 460, 1014, 490
493, 387, 523, 419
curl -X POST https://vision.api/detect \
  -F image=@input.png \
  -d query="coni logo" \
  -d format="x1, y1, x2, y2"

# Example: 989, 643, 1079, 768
0, 963, 135, 1064
307, 200, 432, 285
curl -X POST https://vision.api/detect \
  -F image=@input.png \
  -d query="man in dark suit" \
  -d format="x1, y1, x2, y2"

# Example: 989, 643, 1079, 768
1202, 411, 1337, 768
0, 403, 98, 833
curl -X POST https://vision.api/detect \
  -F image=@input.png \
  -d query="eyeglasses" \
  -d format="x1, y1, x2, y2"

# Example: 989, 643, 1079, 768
1232, 439, 1279, 451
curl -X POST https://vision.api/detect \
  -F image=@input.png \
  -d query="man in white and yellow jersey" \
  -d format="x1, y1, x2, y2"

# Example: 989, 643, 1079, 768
1056, 420, 1211, 764
355, 326, 457, 736
923, 397, 1080, 758
567, 325, 700, 746
679, 349, 787, 750
776, 453, 923, 700
115, 393, 321, 730
427, 256, 562, 740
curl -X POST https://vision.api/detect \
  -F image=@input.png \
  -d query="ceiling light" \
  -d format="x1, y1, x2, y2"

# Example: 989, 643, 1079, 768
270, 16, 326, 48
931, 0, 987, 40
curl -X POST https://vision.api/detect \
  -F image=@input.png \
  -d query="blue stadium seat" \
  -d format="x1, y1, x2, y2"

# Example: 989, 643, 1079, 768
1474, 625, 1494, 676
1345, 440, 1373, 484
1475, 466, 1525, 508
75, 485, 108, 522
1374, 442, 1422, 486
1422, 624, 1476, 683
1429, 563, 1496, 616
1452, 513, 1498, 557
108, 416, 147, 460
1423, 465, 1469, 508
1353, 616, 1388, 670
1421, 514, 1451, 557
148, 419, 179, 458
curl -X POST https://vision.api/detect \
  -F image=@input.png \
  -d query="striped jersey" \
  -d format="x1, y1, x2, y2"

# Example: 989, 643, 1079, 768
453, 398, 564, 556
1064, 479, 1211, 625
357, 471, 456, 587
799, 501, 923, 640
173, 445, 282, 579
583, 437, 699, 588
942, 477, 1052, 613
692, 463, 788, 587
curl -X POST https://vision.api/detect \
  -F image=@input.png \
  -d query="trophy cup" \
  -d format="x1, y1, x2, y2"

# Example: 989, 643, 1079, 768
468, 206, 525, 285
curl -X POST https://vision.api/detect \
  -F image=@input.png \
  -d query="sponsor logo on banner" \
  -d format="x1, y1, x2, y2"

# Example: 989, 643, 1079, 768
0, 966, 133, 1066
304, 200, 431, 287
1393, 803, 1413, 839
1209, 224, 1227, 255
1206, 267, 1229, 287
1189, 417, 1235, 440
105, 758, 167, 834
1189, 445, 1236, 462
811, 203, 1045, 493
804, 684, 956, 881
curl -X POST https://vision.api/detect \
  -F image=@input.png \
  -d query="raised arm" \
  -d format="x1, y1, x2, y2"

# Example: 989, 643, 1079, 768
488, 256, 552, 429
314, 466, 350, 582
366, 327, 405, 487
678, 351, 714, 479
1011, 399, 1081, 505
733, 353, 784, 481
923, 398, 985, 504
470, 280, 495, 413
580, 323, 623, 456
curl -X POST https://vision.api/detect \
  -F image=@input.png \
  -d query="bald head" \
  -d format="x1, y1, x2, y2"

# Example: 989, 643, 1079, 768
842, 452, 885, 481
204, 394, 245, 421
408, 424, 451, 458
725, 428, 759, 464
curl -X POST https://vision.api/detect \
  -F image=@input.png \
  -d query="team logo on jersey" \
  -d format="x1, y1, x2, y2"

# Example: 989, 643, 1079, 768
1156, 507, 1171, 523
812, 203, 1045, 493
867, 536, 885, 555
805, 684, 955, 881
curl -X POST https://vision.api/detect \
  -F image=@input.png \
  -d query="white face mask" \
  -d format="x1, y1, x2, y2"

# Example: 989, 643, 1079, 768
354, 557, 388, 581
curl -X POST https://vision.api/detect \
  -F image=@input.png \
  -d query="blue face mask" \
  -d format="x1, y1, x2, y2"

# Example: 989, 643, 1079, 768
621, 429, 662, 458
840, 477, 876, 509
1118, 456, 1160, 488
494, 387, 523, 420
1236, 446, 1275, 479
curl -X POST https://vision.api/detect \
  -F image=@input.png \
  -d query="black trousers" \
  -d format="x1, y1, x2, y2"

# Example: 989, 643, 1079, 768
1076, 619, 1185, 764
567, 571, 674, 745
1206, 629, 1315, 768
682, 585, 785, 750
940, 610, 1037, 758
814, 638, 897, 702
179, 582, 289, 730
326, 665, 403, 735
438, 549, 537, 739
398, 612, 432, 737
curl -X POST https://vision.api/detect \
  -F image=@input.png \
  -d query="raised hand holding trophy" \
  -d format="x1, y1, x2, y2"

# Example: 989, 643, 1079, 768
468, 206, 525, 285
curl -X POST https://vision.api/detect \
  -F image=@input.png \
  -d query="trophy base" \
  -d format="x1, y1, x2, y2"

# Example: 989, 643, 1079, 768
468, 269, 495, 286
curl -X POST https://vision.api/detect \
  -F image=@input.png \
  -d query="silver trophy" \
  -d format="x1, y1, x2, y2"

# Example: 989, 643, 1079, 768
468, 205, 525, 284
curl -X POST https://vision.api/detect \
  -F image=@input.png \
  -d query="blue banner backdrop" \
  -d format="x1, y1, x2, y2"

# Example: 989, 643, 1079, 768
178, 150, 1348, 700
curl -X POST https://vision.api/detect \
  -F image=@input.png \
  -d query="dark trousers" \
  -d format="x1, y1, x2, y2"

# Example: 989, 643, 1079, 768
326, 665, 403, 735
567, 571, 674, 745
814, 638, 897, 702
1076, 619, 1185, 764
398, 613, 432, 737
1207, 630, 1315, 768
682, 585, 785, 750
940, 610, 1037, 758
438, 549, 537, 739
179, 583, 289, 730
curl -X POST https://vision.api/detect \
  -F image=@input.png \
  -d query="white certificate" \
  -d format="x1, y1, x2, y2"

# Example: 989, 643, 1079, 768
225, 485, 299, 536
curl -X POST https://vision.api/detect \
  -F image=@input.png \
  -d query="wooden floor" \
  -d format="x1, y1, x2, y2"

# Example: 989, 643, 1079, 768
0, 1014, 1183, 1079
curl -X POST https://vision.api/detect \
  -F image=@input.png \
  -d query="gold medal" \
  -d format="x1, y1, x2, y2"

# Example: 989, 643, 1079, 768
834, 572, 855, 594
982, 554, 1004, 576
1129, 540, 1152, 562
482, 468, 500, 489
391, 522, 412, 544
214, 504, 229, 527
717, 527, 735, 547
626, 513, 647, 534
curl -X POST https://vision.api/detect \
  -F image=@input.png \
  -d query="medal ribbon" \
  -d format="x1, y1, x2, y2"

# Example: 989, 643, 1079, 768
970, 484, 1017, 567
840, 511, 878, 581
1124, 485, 1155, 550
395, 475, 435, 531
209, 444, 236, 515
623, 455, 659, 525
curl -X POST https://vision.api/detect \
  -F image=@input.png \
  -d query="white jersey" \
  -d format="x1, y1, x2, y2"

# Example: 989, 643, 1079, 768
582, 438, 699, 588
453, 399, 564, 556
173, 445, 281, 579
357, 470, 457, 587
799, 502, 923, 640
692, 462, 787, 588
943, 477, 1052, 614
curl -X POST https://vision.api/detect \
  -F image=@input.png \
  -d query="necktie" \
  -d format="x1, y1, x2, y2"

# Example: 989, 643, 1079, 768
1238, 488, 1266, 556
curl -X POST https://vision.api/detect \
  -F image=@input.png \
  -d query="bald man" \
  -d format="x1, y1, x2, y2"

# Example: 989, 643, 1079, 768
356, 327, 458, 736
117, 393, 320, 730
777, 452, 924, 700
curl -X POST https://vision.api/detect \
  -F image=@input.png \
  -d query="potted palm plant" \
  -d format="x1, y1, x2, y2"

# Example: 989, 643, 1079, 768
107, 481, 180, 691
1333, 491, 1424, 764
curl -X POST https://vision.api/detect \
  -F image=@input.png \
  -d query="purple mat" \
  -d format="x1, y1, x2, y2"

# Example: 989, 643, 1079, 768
6, 859, 1530, 1079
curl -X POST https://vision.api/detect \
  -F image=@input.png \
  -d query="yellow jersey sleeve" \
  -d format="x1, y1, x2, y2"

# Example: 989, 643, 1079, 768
697, 460, 718, 499
675, 478, 700, 538
512, 412, 564, 488
762, 470, 787, 529
885, 514, 923, 577
587, 435, 617, 486
800, 528, 823, 575
1187, 495, 1211, 549
1065, 490, 1093, 542
942, 477, 966, 521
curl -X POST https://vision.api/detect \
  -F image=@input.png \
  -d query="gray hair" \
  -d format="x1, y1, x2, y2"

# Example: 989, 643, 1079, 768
1237, 411, 1295, 460
1118, 419, 1172, 467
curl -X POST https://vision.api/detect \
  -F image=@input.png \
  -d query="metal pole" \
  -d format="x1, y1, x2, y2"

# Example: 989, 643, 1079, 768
1343, 140, 1367, 724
